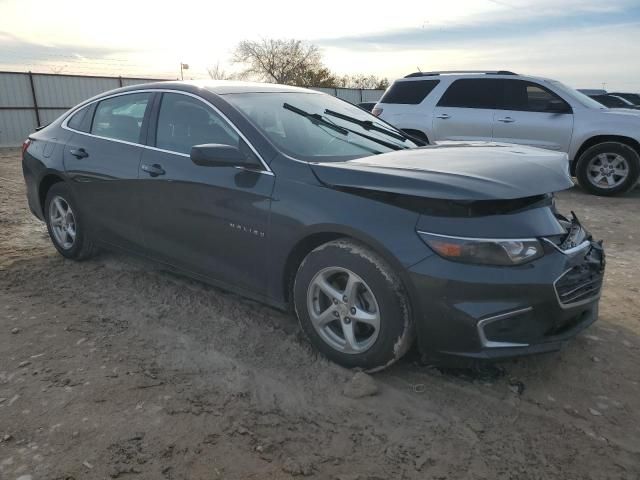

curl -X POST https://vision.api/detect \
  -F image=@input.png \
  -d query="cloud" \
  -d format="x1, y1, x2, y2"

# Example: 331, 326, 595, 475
0, 31, 133, 60
316, 5, 640, 51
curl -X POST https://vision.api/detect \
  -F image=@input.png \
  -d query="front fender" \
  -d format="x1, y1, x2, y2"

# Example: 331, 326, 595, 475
265, 176, 431, 305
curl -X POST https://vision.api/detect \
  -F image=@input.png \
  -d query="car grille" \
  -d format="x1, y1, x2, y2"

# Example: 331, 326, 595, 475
554, 265, 603, 306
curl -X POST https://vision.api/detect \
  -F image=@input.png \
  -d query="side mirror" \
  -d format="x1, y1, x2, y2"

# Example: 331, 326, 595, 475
546, 99, 570, 114
190, 143, 260, 168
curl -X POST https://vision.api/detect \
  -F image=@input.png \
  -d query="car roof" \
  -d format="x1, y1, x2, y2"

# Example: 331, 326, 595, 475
126, 80, 318, 95
394, 72, 556, 84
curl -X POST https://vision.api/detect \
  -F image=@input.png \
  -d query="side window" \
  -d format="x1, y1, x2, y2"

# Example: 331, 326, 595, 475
437, 79, 500, 109
67, 106, 88, 131
91, 93, 152, 143
502, 80, 569, 112
379, 80, 440, 104
155, 93, 239, 155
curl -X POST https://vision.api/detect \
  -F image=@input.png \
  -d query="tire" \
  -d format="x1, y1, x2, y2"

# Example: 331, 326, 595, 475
44, 182, 96, 260
575, 141, 640, 196
293, 239, 413, 371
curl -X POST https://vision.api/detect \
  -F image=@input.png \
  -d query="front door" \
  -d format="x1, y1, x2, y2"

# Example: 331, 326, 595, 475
492, 80, 574, 152
138, 92, 275, 294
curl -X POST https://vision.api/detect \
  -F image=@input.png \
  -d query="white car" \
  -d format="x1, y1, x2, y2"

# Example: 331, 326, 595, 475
374, 71, 640, 196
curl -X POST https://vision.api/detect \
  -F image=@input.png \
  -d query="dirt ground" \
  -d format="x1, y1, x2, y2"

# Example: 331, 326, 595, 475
1, 147, 639, 480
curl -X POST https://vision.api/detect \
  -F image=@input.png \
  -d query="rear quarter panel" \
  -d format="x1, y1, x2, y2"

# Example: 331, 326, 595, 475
22, 124, 74, 219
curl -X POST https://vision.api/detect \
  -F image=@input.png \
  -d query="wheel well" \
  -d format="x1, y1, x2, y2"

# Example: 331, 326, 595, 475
282, 233, 345, 305
572, 135, 640, 175
400, 129, 430, 145
38, 174, 64, 212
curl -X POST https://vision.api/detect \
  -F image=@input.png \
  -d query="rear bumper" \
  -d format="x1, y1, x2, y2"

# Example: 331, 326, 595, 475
407, 239, 604, 367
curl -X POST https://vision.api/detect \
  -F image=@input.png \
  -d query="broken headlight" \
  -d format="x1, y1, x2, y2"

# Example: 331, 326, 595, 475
418, 232, 543, 266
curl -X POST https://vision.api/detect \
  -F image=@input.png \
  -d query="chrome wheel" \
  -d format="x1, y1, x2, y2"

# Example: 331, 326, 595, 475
306, 267, 380, 354
49, 195, 76, 250
587, 153, 629, 189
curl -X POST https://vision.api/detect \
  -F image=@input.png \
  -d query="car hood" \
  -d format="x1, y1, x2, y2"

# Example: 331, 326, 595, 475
310, 142, 573, 201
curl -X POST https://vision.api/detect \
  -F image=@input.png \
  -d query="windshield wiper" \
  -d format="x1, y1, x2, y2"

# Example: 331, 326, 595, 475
283, 103, 349, 135
283, 103, 404, 151
323, 109, 407, 142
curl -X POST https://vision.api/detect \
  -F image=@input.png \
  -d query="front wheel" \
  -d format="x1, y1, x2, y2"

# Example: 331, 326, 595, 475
293, 239, 413, 371
575, 142, 640, 196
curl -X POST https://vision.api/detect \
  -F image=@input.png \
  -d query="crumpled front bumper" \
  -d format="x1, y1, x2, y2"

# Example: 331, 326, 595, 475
406, 226, 605, 367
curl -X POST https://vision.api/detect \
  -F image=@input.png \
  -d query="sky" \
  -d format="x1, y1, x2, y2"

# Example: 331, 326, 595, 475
1, 0, 639, 91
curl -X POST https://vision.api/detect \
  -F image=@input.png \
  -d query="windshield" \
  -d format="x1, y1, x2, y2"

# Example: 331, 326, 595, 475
547, 80, 607, 109
223, 92, 419, 161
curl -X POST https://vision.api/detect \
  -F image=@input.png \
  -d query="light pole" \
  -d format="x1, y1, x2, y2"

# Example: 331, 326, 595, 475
180, 62, 189, 80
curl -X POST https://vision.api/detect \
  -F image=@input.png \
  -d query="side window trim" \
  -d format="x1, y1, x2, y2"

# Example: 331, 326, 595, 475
60, 89, 272, 174
145, 92, 162, 147
140, 92, 159, 146
82, 103, 97, 133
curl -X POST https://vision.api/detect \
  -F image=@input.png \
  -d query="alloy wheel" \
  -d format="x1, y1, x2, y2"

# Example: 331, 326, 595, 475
49, 195, 76, 250
306, 267, 380, 354
587, 153, 629, 189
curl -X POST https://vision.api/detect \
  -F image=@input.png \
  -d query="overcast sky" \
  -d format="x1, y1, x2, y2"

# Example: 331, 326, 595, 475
1, 0, 639, 91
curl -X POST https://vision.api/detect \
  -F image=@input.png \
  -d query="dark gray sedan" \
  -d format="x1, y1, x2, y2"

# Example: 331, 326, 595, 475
22, 81, 604, 370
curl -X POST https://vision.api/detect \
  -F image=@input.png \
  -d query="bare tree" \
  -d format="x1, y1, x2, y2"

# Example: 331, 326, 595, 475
206, 62, 240, 80
232, 39, 336, 86
49, 64, 68, 74
338, 74, 389, 90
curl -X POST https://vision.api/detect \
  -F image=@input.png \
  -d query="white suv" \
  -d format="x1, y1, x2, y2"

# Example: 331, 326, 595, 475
374, 71, 640, 196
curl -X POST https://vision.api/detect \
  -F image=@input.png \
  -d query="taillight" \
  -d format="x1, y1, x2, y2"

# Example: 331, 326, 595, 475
371, 107, 383, 117
22, 138, 31, 158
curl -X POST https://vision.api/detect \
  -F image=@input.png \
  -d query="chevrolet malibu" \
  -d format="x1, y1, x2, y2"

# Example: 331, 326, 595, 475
22, 81, 605, 371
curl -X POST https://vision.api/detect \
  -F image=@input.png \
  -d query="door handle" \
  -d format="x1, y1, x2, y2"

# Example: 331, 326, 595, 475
69, 148, 89, 159
141, 163, 165, 177
436, 113, 451, 119
497, 117, 515, 123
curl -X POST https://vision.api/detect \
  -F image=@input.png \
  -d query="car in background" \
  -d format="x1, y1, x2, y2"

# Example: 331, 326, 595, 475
588, 94, 640, 110
357, 101, 377, 112
577, 89, 607, 96
374, 71, 640, 196
609, 92, 640, 106
21, 81, 605, 370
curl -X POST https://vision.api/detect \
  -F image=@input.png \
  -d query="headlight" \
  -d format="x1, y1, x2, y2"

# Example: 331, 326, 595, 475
418, 231, 543, 266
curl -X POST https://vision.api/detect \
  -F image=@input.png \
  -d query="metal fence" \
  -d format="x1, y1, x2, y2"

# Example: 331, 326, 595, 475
0, 71, 385, 146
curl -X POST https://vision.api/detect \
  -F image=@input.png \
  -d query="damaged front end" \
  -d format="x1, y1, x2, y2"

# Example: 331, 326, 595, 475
309, 144, 604, 365
545, 212, 605, 308
406, 203, 606, 366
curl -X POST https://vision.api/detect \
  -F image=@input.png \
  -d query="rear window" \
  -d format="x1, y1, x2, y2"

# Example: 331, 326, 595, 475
437, 78, 501, 109
379, 80, 440, 104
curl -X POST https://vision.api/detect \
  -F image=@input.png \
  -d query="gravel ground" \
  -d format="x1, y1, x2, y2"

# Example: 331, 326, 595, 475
1, 147, 639, 480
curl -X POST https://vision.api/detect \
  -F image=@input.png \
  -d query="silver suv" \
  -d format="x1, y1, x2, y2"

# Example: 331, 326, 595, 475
375, 71, 640, 196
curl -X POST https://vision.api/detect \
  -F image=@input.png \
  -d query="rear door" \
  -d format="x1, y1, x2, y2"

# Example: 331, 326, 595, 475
432, 78, 500, 142
492, 79, 574, 152
138, 92, 275, 294
63, 91, 154, 250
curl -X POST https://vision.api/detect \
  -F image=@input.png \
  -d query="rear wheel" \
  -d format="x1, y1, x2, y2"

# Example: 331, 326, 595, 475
44, 183, 95, 260
293, 239, 413, 371
576, 142, 639, 196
